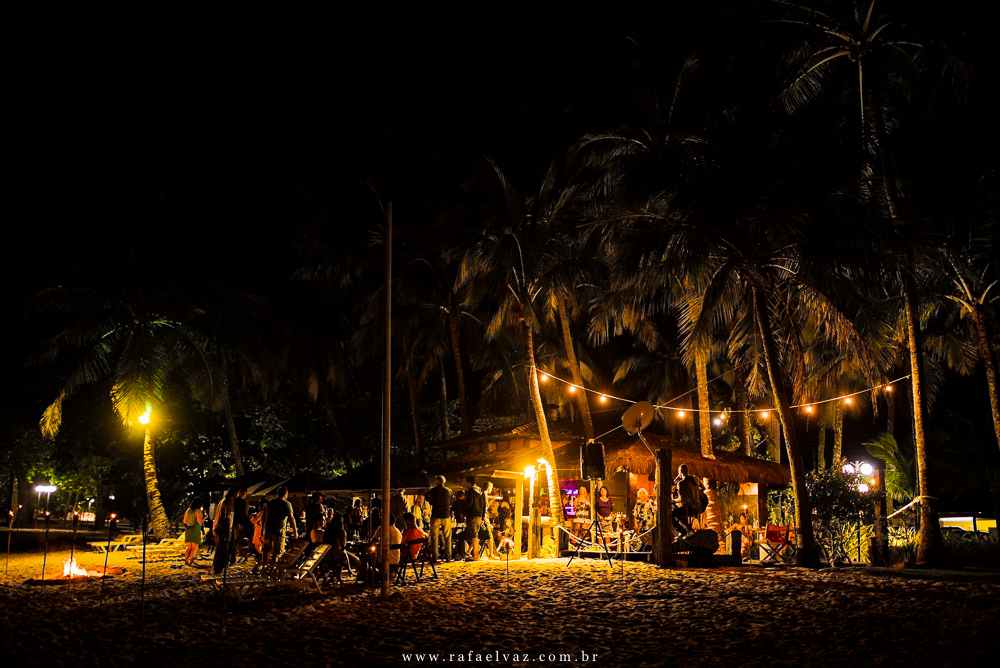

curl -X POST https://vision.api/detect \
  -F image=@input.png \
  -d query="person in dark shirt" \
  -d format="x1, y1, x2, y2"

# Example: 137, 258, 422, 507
425, 475, 453, 561
451, 489, 467, 559
463, 477, 485, 562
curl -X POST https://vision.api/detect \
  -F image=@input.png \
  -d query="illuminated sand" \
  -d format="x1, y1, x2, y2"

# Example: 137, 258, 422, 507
2, 550, 998, 666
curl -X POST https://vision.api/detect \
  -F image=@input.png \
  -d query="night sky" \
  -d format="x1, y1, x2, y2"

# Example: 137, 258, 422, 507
6, 7, 1000, 510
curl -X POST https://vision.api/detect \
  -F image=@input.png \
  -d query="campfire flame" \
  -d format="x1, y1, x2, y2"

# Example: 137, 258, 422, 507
63, 558, 89, 578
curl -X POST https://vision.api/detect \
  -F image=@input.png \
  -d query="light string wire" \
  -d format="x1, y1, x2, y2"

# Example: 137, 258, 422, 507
537, 369, 912, 417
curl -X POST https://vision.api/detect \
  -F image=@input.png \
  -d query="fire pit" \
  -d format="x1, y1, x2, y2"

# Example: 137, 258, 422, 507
24, 558, 122, 585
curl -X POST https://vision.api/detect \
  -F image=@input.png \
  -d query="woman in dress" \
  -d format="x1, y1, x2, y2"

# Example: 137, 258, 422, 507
595, 486, 614, 543
183, 498, 204, 566
212, 488, 236, 574
632, 487, 657, 549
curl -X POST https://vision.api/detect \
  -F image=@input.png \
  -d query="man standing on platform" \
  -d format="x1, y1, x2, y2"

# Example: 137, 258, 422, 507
426, 475, 453, 562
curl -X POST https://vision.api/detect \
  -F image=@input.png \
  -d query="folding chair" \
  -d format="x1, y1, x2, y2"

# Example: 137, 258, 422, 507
759, 524, 794, 563
394, 537, 438, 585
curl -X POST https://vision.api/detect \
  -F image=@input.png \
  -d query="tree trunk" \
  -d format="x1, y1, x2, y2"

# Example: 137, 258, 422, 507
903, 274, 944, 565
696, 347, 714, 458
653, 447, 674, 567
886, 386, 895, 437
439, 361, 450, 440
753, 286, 819, 567
817, 425, 827, 471
973, 310, 1000, 455
406, 363, 424, 467
222, 390, 245, 477
768, 413, 782, 463
448, 307, 472, 436
833, 401, 844, 464
524, 320, 564, 525
556, 291, 594, 440
142, 426, 171, 541
736, 380, 753, 456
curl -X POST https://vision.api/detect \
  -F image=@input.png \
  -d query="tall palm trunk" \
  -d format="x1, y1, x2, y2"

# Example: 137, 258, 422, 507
438, 361, 451, 440
768, 413, 782, 463
406, 363, 425, 467
833, 402, 844, 464
695, 347, 714, 458
904, 275, 944, 564
523, 319, 564, 524
448, 307, 472, 436
817, 425, 827, 471
753, 286, 819, 566
556, 291, 594, 440
222, 390, 245, 477
972, 310, 1000, 454
735, 379, 753, 456
142, 427, 170, 541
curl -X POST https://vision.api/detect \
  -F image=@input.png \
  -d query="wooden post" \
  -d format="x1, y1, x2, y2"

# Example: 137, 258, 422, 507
513, 474, 524, 559
730, 530, 743, 564
528, 472, 540, 559
757, 485, 768, 529
654, 448, 673, 567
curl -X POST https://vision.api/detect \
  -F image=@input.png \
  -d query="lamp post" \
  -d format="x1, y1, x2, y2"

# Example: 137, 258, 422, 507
842, 461, 875, 563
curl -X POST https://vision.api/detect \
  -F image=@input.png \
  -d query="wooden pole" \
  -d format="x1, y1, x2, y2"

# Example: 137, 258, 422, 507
654, 448, 673, 567
381, 201, 392, 598
872, 468, 889, 567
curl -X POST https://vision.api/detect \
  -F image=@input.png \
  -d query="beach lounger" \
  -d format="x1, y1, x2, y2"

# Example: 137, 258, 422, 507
88, 533, 143, 553
202, 543, 329, 602
125, 533, 186, 561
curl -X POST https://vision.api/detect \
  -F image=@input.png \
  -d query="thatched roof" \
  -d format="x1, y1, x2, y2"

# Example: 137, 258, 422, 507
602, 433, 790, 487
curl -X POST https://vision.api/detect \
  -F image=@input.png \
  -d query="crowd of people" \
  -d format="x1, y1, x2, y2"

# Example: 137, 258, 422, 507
180, 464, 729, 580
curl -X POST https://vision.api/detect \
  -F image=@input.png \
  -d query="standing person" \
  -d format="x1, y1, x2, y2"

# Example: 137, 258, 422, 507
426, 475, 453, 562
595, 486, 614, 543
305, 491, 327, 534
673, 464, 704, 535
632, 487, 657, 550
183, 498, 204, 566
261, 486, 297, 565
229, 488, 250, 566
212, 489, 236, 574
481, 481, 501, 560
451, 489, 467, 559
463, 477, 485, 561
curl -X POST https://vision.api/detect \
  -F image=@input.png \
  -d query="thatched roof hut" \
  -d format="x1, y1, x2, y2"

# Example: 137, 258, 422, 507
602, 432, 790, 488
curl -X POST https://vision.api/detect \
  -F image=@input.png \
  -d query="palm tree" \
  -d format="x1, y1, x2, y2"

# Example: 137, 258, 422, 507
36, 285, 208, 540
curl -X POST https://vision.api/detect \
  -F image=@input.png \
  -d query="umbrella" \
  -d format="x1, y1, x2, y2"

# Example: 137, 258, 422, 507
228, 469, 278, 495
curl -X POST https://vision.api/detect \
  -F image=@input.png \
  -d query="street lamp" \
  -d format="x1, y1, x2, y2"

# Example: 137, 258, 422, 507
35, 484, 57, 516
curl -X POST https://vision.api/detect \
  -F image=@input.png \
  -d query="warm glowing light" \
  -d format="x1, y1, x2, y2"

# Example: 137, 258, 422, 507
110, 513, 116, 520
524, 465, 536, 478
568, 385, 577, 393
713, 418, 723, 426
677, 411, 685, 418
540, 373, 549, 382
63, 558, 88, 578
859, 462, 873, 476
536, 458, 549, 467
760, 411, 769, 419
805, 405, 814, 414
884, 384, 893, 392
845, 397, 853, 405
858, 483, 870, 493
842, 463, 855, 475
599, 395, 608, 403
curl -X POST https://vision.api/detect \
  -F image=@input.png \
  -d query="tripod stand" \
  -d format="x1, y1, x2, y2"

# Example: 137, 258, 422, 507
566, 515, 615, 569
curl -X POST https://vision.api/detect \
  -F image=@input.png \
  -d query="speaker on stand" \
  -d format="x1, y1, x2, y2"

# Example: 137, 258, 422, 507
580, 440, 606, 481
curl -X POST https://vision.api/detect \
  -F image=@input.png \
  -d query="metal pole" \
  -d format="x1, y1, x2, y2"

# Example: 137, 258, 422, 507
101, 513, 115, 602
41, 511, 50, 580
5, 509, 14, 575
69, 511, 79, 578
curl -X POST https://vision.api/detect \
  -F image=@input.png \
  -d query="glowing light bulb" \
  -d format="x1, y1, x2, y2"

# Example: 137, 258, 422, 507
805, 405, 814, 414
713, 417, 723, 426
859, 462, 873, 476
599, 395, 607, 403
858, 483, 870, 493
845, 397, 853, 405
885, 384, 893, 393
677, 411, 685, 419
760, 411, 769, 419
540, 373, 549, 382
568, 385, 577, 393
842, 463, 855, 475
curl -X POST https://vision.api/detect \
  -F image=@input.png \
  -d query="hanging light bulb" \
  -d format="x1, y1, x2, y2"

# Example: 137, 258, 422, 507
884, 384, 893, 393
568, 385, 577, 393
677, 410, 685, 419
599, 394, 608, 403
805, 405, 814, 414
845, 397, 853, 405
540, 373, 549, 382
760, 411, 769, 419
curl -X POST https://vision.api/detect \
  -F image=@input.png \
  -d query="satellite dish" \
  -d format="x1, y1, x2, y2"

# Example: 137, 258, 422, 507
622, 401, 654, 435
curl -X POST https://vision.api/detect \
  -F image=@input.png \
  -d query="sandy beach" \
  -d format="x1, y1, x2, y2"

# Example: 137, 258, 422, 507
2, 540, 998, 667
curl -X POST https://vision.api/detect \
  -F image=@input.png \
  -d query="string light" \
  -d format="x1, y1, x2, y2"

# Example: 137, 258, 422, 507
534, 369, 909, 418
